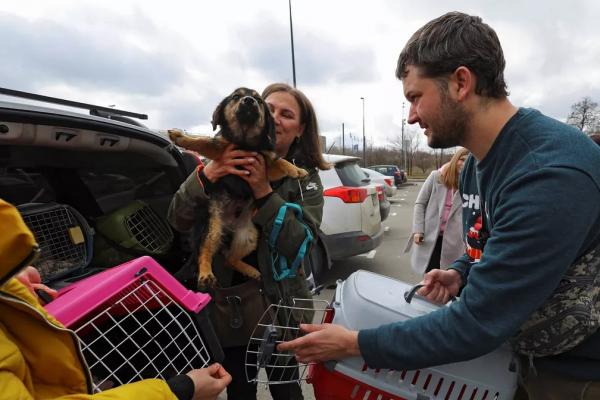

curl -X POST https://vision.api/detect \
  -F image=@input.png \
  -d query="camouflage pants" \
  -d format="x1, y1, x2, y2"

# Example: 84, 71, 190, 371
521, 369, 600, 400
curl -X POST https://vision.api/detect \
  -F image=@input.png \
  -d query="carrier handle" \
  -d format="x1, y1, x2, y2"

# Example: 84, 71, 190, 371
404, 284, 424, 304
404, 284, 456, 305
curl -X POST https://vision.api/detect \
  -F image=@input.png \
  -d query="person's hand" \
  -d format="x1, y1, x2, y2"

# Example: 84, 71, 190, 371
413, 233, 424, 245
15, 266, 58, 302
240, 153, 272, 199
277, 323, 360, 363
416, 269, 462, 305
203, 144, 257, 183
186, 363, 231, 400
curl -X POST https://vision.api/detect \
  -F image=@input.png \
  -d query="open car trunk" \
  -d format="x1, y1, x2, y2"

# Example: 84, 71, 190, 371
0, 99, 194, 285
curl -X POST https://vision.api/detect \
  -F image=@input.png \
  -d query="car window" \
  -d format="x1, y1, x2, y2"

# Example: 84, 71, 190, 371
0, 168, 57, 205
366, 169, 384, 179
335, 161, 369, 187
80, 168, 173, 209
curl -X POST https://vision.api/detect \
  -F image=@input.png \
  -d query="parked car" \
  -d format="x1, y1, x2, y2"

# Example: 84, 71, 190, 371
369, 164, 407, 187
374, 184, 391, 222
361, 167, 397, 198
0, 88, 195, 286
319, 154, 384, 261
360, 168, 392, 222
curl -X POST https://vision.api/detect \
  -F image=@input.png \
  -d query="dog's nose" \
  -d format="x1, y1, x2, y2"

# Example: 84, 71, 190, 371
242, 96, 256, 106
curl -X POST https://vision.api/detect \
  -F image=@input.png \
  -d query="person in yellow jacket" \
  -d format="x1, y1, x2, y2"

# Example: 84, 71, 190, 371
0, 198, 231, 400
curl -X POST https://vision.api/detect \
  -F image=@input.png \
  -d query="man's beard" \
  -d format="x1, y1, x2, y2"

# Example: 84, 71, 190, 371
427, 92, 469, 149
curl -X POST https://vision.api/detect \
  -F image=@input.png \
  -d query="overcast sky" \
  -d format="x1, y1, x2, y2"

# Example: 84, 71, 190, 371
2, 0, 600, 150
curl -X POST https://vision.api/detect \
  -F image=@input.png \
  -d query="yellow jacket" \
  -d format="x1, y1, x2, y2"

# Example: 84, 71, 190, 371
0, 199, 178, 399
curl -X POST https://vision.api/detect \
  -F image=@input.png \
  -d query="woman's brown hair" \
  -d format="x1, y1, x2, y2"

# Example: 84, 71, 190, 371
440, 147, 469, 190
262, 83, 329, 170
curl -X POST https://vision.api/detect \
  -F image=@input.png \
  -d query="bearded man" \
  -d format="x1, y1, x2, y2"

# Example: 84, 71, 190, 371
279, 11, 600, 400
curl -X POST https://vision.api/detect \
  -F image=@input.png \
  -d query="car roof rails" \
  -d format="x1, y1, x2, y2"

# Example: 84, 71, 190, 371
0, 87, 148, 124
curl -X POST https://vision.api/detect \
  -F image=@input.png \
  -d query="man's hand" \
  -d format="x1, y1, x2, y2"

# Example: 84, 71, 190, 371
417, 269, 462, 305
277, 323, 360, 363
186, 363, 231, 400
15, 266, 58, 302
203, 144, 257, 183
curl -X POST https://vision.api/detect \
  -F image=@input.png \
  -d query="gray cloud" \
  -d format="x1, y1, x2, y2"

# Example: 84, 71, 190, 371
0, 11, 186, 96
228, 18, 378, 85
145, 87, 226, 130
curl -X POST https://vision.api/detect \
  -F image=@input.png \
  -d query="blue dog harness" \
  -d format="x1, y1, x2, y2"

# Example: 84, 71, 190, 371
268, 202, 313, 281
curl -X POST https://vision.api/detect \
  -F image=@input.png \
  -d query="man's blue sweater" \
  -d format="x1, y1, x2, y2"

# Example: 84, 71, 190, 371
358, 108, 600, 379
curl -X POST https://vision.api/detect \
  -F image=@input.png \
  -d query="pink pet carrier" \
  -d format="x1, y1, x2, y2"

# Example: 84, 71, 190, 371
308, 270, 518, 400
45, 256, 223, 392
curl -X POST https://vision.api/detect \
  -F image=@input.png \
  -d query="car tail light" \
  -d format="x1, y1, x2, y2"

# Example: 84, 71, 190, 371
323, 307, 335, 324
375, 184, 384, 201
323, 186, 368, 203
384, 178, 393, 186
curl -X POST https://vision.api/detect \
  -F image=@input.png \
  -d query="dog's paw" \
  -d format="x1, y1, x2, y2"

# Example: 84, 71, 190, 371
289, 167, 308, 178
246, 268, 261, 281
168, 128, 185, 144
296, 167, 308, 178
198, 272, 218, 290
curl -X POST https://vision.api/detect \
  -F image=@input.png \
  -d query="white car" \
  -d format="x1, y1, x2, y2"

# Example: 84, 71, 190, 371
318, 154, 384, 260
361, 167, 397, 198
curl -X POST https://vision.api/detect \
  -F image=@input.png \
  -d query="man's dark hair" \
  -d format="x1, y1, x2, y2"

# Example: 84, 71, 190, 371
397, 12, 508, 98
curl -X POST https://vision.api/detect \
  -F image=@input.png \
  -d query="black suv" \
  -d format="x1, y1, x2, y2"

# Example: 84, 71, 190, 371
368, 164, 407, 187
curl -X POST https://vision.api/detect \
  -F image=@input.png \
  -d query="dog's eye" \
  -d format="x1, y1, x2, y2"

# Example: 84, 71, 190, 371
232, 94, 240, 100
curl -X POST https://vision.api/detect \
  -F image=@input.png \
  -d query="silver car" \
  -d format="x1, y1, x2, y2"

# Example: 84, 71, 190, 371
361, 167, 397, 198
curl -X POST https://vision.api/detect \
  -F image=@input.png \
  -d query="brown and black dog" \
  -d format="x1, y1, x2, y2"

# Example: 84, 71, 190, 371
168, 87, 307, 288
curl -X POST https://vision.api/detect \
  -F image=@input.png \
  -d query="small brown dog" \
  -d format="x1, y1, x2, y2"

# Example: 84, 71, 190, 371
169, 87, 307, 288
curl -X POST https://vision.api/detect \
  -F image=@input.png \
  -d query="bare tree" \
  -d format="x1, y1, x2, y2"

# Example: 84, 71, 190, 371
567, 97, 600, 133
434, 149, 445, 169
405, 128, 422, 174
414, 150, 433, 173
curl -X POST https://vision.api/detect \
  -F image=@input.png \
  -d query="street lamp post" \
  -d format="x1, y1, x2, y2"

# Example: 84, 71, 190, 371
342, 122, 345, 155
361, 97, 365, 166
401, 103, 405, 171
288, 0, 297, 88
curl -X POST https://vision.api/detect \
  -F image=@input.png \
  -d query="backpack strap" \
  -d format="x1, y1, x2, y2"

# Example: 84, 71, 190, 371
268, 202, 313, 281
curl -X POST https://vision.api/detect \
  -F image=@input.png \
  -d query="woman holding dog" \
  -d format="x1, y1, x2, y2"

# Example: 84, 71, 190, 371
168, 83, 328, 400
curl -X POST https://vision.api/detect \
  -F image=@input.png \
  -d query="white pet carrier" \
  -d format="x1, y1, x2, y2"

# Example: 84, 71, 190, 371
309, 270, 518, 400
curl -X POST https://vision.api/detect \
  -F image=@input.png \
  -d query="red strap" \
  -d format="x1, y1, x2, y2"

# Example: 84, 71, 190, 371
195, 163, 205, 189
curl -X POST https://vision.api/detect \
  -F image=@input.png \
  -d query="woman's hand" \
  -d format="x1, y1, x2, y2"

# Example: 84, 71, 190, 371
186, 363, 232, 400
240, 154, 273, 199
15, 266, 58, 302
203, 144, 257, 183
413, 233, 424, 245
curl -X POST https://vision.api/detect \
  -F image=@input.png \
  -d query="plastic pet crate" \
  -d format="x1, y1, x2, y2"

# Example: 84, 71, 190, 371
309, 270, 517, 400
18, 202, 94, 282
45, 256, 223, 392
93, 200, 173, 267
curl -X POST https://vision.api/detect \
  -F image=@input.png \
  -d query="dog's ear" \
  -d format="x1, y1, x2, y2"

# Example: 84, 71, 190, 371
211, 97, 227, 131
